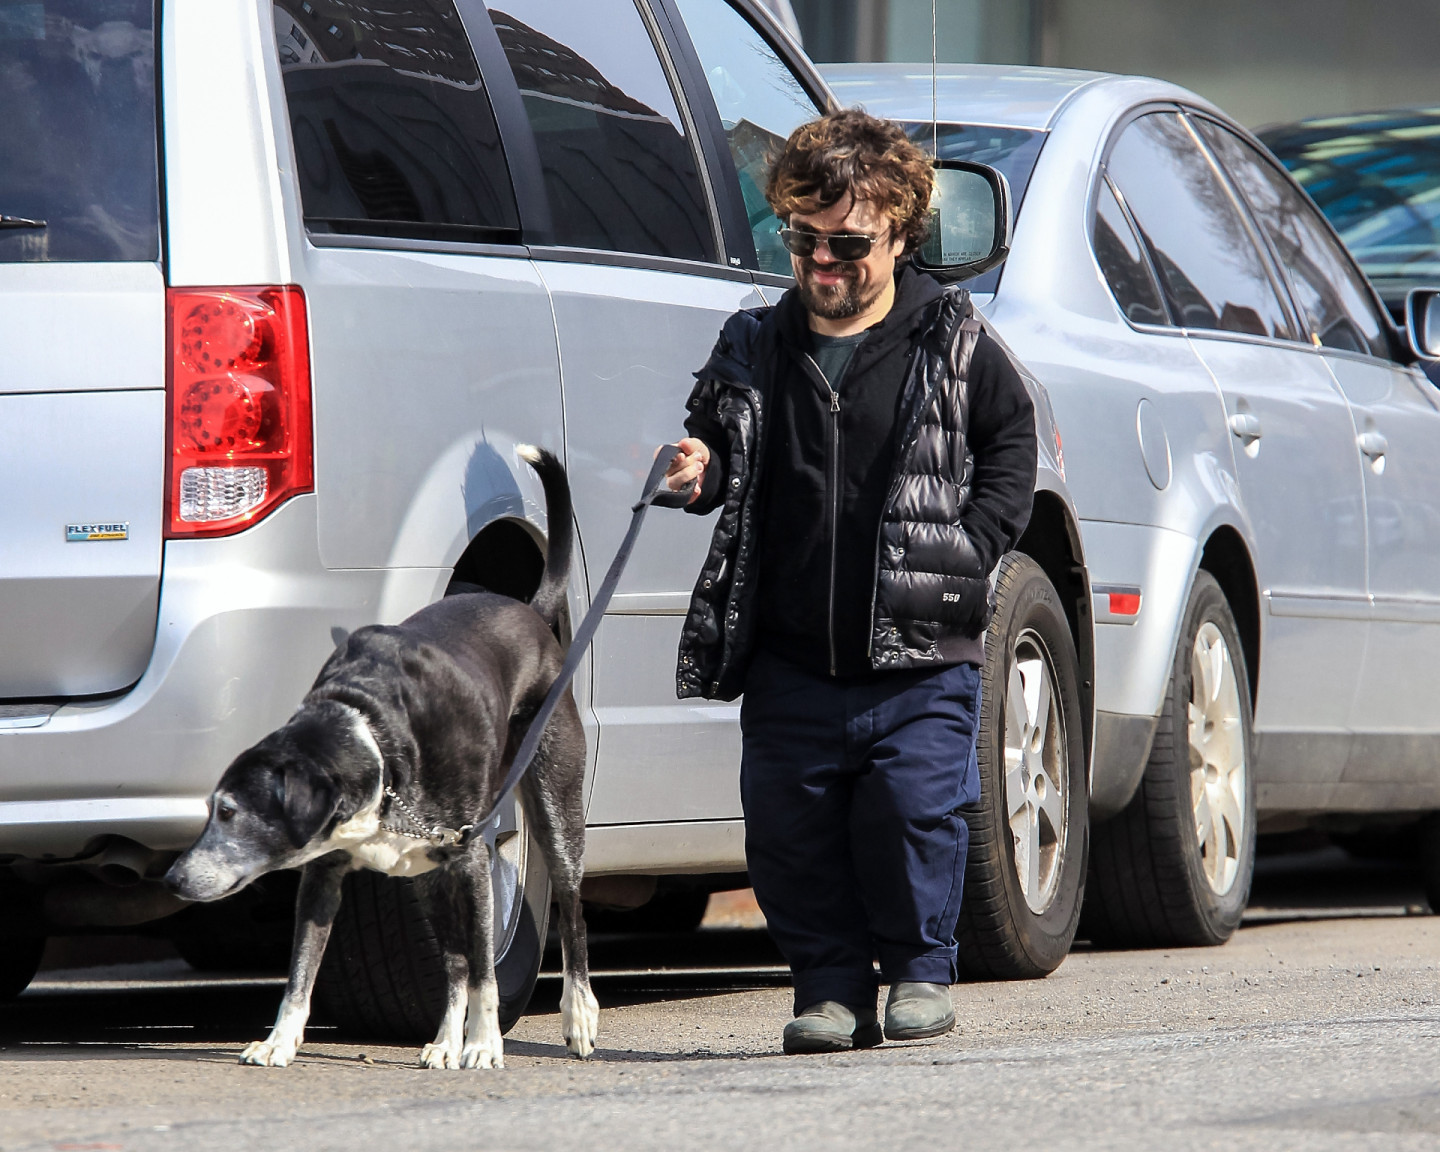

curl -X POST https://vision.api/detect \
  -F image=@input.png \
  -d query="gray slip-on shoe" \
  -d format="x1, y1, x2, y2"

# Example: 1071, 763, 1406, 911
782, 1001, 883, 1054
883, 981, 956, 1041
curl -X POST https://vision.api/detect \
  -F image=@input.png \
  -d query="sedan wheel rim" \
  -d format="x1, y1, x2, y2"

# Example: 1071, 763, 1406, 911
1188, 621, 1246, 896
1004, 629, 1068, 914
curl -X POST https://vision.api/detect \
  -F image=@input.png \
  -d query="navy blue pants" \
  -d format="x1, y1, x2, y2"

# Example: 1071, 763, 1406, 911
740, 650, 982, 1014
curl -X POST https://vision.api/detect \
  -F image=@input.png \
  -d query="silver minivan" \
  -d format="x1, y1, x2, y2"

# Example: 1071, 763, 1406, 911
0, 2, 1087, 1030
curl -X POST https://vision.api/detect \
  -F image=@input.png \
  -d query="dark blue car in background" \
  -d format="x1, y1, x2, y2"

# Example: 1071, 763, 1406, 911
1261, 108, 1440, 322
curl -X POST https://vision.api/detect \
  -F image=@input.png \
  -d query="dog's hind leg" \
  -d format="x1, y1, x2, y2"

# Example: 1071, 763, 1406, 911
241, 854, 348, 1067
519, 704, 598, 1059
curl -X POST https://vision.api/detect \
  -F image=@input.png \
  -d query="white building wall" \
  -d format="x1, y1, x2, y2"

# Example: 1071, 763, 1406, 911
1042, 0, 1440, 127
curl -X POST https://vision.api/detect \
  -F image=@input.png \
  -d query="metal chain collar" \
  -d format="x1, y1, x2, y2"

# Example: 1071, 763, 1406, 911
380, 785, 471, 848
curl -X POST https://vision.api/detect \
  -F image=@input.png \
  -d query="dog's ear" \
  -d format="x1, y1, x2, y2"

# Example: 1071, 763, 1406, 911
279, 762, 339, 849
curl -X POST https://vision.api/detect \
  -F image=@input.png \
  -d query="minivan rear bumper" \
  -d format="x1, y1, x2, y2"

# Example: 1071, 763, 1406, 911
0, 495, 449, 859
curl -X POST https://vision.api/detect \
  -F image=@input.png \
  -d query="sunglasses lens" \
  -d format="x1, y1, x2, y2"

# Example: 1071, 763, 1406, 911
779, 228, 817, 257
828, 235, 871, 261
779, 228, 877, 261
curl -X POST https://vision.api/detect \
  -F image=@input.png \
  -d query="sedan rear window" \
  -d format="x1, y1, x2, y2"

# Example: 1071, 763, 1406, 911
1106, 112, 1293, 341
1093, 176, 1167, 326
0, 0, 159, 263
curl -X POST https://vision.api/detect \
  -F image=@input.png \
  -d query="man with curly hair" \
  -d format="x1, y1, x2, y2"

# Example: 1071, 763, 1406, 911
665, 109, 1037, 1053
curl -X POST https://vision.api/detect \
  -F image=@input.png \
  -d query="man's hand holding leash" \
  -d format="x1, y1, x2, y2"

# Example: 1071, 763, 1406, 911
664, 437, 710, 503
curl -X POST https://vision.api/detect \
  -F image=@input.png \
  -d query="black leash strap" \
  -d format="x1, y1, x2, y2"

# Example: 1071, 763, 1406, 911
476, 446, 695, 834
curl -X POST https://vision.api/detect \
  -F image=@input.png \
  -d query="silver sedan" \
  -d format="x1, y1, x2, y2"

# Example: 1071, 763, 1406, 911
826, 62, 1440, 948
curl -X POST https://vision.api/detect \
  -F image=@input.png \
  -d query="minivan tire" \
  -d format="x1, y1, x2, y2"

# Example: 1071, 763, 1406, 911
314, 815, 549, 1041
1084, 571, 1256, 948
1414, 814, 1440, 914
955, 553, 1088, 980
0, 935, 44, 1001
171, 871, 297, 973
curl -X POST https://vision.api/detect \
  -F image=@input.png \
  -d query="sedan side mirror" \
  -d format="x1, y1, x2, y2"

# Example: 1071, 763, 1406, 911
1405, 287, 1440, 360
913, 160, 1013, 281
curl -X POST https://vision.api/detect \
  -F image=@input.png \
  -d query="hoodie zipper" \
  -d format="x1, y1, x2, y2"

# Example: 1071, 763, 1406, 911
802, 351, 844, 676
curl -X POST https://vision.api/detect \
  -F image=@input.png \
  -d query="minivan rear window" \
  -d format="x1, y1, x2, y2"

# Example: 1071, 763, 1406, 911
0, 0, 159, 263
274, 0, 521, 243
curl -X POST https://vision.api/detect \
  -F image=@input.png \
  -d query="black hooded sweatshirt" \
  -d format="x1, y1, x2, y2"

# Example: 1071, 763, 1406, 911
749, 265, 1032, 678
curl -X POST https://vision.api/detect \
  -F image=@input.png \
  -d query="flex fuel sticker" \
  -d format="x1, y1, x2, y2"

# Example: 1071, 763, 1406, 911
66, 522, 129, 542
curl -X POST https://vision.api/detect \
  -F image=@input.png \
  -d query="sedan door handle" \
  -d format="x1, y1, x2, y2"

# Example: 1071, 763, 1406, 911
1228, 412, 1263, 441
1357, 430, 1389, 459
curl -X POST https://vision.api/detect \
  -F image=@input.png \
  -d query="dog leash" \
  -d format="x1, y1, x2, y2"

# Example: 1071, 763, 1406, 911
429, 445, 696, 848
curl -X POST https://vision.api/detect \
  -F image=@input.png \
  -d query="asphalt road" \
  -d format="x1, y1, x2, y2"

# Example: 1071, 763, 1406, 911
2, 846, 1438, 1151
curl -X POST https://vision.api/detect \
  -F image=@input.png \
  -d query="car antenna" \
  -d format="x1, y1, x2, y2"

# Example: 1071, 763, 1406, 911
931, 0, 938, 157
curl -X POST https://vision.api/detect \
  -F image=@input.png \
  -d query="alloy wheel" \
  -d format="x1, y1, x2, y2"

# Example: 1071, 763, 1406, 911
1004, 629, 1068, 914
1188, 621, 1246, 895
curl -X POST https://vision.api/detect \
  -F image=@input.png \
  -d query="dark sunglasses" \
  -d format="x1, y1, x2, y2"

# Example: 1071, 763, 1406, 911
777, 225, 883, 262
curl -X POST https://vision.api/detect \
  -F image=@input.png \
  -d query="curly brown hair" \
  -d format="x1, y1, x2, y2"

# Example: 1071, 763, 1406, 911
765, 108, 934, 253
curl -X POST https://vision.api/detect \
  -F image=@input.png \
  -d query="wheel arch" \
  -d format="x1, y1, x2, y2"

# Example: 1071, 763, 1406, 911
448, 516, 548, 603
1197, 525, 1261, 704
1016, 489, 1095, 779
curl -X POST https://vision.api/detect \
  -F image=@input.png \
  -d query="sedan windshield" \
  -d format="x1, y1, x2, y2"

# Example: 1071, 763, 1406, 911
901, 122, 1046, 294
1261, 110, 1440, 313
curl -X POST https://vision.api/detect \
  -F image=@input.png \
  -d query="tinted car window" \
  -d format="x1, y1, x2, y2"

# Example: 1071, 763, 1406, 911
1261, 112, 1440, 310
274, 0, 519, 242
1093, 176, 1167, 325
490, 0, 712, 260
1107, 112, 1292, 340
1198, 119, 1390, 360
672, 0, 818, 273
902, 122, 1045, 294
0, 0, 158, 263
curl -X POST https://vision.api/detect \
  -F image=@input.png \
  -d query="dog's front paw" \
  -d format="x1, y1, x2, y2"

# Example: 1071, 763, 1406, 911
420, 1041, 461, 1070
561, 976, 600, 1060
240, 1037, 299, 1067
460, 1039, 504, 1069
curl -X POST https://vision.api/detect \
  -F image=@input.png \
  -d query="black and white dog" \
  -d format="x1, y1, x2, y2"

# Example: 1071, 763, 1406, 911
165, 445, 597, 1069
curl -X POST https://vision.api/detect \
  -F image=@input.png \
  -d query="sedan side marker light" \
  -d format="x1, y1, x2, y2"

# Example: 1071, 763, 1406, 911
1093, 583, 1142, 621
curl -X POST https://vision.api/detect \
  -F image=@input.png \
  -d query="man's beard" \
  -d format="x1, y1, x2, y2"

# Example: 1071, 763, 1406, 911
796, 261, 886, 320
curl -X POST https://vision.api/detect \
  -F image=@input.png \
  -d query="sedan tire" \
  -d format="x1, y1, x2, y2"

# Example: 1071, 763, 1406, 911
1084, 571, 1256, 948
955, 553, 1088, 980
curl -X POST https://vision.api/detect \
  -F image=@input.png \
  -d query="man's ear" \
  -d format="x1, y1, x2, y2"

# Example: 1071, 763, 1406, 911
887, 222, 908, 260
280, 763, 339, 849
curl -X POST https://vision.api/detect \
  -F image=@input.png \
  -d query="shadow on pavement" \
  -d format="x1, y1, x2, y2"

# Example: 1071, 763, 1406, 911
0, 979, 288, 1048
1247, 842, 1430, 918
3, 844, 1432, 1055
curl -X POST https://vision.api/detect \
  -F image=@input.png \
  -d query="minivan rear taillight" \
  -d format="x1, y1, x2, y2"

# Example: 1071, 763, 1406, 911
166, 287, 313, 537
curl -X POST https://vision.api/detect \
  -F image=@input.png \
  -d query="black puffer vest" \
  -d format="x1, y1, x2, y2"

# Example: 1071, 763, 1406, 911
676, 285, 991, 702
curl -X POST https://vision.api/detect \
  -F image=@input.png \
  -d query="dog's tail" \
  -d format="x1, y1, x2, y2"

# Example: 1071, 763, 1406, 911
517, 444, 573, 631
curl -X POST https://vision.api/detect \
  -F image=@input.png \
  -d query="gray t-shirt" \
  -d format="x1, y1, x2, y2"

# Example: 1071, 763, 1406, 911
811, 330, 867, 391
